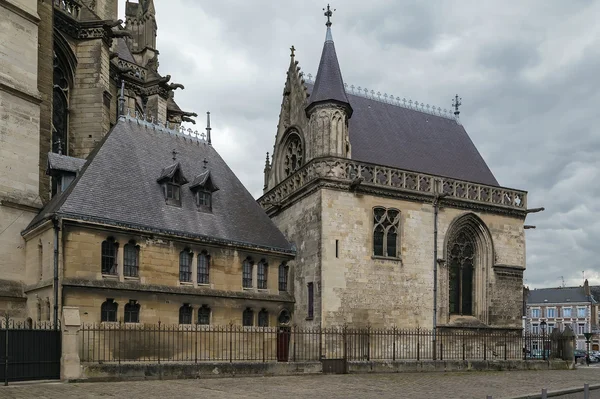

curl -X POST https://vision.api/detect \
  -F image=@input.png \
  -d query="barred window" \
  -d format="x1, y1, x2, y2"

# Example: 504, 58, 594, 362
197, 305, 210, 325
242, 258, 253, 288
307, 282, 314, 319
257, 260, 268, 289
258, 309, 269, 327
101, 299, 118, 322
197, 251, 210, 284
278, 263, 289, 292
448, 231, 474, 316
243, 308, 254, 326
123, 240, 139, 277
101, 237, 118, 275
124, 300, 140, 323
179, 304, 192, 325
179, 250, 192, 282
373, 207, 400, 257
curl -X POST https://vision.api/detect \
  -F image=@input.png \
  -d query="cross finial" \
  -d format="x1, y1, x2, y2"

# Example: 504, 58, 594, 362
202, 158, 208, 169
324, 4, 335, 28
290, 45, 295, 57
172, 149, 178, 161
452, 94, 462, 116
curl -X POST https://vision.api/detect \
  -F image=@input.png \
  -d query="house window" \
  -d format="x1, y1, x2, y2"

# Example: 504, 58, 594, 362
448, 231, 475, 316
546, 308, 556, 318
101, 237, 118, 275
258, 309, 269, 327
372, 207, 400, 257
197, 191, 211, 207
179, 250, 192, 282
564, 322, 572, 332
531, 308, 540, 318
197, 251, 209, 284
547, 323, 555, 334
307, 282, 314, 319
242, 258, 253, 288
166, 182, 180, 202
124, 300, 140, 323
257, 260, 268, 289
577, 307, 586, 318
123, 240, 139, 277
562, 307, 572, 318
243, 308, 254, 326
179, 304, 192, 325
197, 305, 210, 325
101, 299, 118, 322
577, 323, 586, 335
278, 263, 289, 292
531, 323, 539, 334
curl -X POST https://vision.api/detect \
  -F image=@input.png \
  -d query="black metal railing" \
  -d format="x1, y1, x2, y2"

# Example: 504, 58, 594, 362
79, 324, 560, 364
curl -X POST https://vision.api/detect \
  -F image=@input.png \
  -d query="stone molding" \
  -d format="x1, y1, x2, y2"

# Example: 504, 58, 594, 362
259, 156, 528, 218
0, 0, 40, 24
54, 7, 113, 46
0, 81, 42, 105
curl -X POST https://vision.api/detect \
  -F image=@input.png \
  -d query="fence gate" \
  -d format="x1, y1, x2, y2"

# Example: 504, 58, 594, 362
0, 319, 61, 383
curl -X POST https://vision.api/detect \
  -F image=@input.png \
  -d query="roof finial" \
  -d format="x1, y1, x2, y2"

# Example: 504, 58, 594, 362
118, 80, 126, 117
54, 137, 63, 155
290, 45, 296, 58
172, 149, 178, 161
206, 111, 212, 145
452, 94, 462, 117
265, 152, 270, 166
202, 158, 208, 169
324, 4, 334, 28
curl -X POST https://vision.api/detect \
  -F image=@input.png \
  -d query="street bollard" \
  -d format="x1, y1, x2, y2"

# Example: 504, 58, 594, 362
541, 388, 547, 399
584, 383, 589, 399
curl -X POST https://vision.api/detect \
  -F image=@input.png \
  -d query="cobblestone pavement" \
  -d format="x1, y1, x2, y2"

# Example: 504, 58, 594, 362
0, 369, 598, 399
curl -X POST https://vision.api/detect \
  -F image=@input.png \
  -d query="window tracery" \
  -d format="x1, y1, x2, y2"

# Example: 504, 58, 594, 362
372, 207, 400, 258
52, 54, 70, 154
448, 232, 475, 316
283, 134, 303, 177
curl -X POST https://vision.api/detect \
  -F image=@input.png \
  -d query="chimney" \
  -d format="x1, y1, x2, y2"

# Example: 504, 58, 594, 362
584, 279, 590, 297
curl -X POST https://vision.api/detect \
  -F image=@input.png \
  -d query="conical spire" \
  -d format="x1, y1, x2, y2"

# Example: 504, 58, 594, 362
306, 5, 352, 117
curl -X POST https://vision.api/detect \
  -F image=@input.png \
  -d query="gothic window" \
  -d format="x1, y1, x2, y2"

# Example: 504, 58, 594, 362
197, 305, 210, 325
242, 257, 253, 288
258, 309, 269, 327
278, 263, 289, 292
124, 300, 140, 323
197, 251, 210, 284
283, 134, 303, 177
52, 55, 70, 154
179, 249, 192, 282
101, 299, 118, 322
101, 237, 118, 275
257, 260, 268, 289
373, 207, 400, 257
242, 308, 254, 327
123, 240, 139, 277
179, 304, 192, 325
278, 309, 291, 325
448, 232, 475, 316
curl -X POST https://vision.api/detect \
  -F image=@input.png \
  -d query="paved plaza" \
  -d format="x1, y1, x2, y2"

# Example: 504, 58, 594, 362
1, 368, 599, 399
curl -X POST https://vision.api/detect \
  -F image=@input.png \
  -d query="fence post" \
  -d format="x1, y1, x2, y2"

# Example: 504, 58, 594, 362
194, 325, 198, 364
504, 333, 507, 361
3, 314, 8, 386
584, 383, 590, 399
61, 306, 82, 380
157, 321, 161, 364
229, 323, 233, 363
262, 328, 266, 363
541, 388, 547, 399
366, 325, 370, 361
293, 326, 297, 362
392, 327, 396, 362
319, 325, 322, 360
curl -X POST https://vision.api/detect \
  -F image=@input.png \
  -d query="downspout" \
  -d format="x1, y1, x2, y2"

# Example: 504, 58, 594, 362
432, 183, 447, 360
52, 217, 60, 328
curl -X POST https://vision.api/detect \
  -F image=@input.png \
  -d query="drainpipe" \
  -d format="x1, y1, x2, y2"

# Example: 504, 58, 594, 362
52, 217, 60, 329
432, 181, 447, 360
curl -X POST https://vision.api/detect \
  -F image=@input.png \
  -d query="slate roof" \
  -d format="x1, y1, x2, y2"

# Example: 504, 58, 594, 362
306, 27, 351, 112
27, 118, 293, 253
47, 152, 87, 175
115, 38, 136, 64
527, 287, 591, 304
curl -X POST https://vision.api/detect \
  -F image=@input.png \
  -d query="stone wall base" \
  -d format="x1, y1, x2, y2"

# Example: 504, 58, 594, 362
347, 359, 574, 373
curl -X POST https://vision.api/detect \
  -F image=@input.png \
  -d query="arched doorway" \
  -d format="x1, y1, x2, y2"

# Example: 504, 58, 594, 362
277, 309, 291, 362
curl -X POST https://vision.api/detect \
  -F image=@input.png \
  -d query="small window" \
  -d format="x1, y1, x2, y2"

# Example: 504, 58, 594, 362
197, 251, 210, 284
257, 260, 268, 289
243, 308, 254, 326
197, 191, 211, 207
179, 304, 193, 324
101, 237, 118, 275
123, 240, 139, 277
563, 307, 572, 318
577, 323, 586, 335
258, 309, 269, 327
307, 282, 314, 319
546, 308, 556, 318
278, 263, 289, 292
372, 207, 400, 258
101, 299, 118, 322
531, 323, 539, 334
547, 323, 555, 334
577, 307, 586, 318
242, 258, 253, 288
166, 182, 180, 201
531, 308, 540, 318
197, 305, 210, 325
179, 250, 192, 282
124, 300, 140, 323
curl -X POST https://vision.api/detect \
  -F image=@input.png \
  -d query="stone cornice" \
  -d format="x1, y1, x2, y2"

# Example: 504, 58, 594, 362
0, 0, 40, 24
54, 9, 113, 46
259, 156, 528, 219
0, 81, 42, 105
62, 278, 295, 303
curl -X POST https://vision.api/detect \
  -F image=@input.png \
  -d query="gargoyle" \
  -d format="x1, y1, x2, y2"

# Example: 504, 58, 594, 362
182, 116, 196, 124
182, 111, 198, 118
111, 30, 132, 39
158, 74, 171, 84
167, 82, 184, 90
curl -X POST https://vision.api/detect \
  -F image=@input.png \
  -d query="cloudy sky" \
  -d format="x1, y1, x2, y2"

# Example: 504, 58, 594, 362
122, 1, 599, 288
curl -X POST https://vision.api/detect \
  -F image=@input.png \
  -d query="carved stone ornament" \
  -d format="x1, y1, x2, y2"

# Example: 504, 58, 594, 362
283, 134, 303, 177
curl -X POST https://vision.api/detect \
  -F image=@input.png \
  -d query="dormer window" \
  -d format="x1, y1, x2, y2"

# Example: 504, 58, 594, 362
157, 162, 188, 207
189, 169, 219, 212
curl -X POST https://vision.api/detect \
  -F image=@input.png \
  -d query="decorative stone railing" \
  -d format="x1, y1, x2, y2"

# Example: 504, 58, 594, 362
118, 59, 147, 81
259, 157, 527, 212
54, 0, 81, 19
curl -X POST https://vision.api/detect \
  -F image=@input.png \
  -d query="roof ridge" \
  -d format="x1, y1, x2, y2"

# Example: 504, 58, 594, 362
120, 110, 209, 144
305, 73, 458, 122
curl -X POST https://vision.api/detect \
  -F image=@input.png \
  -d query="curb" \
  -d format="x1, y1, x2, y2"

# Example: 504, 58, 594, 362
507, 383, 600, 399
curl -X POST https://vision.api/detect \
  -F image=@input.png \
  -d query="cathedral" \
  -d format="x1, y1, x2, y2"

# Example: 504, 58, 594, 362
1, 1, 531, 333
259, 7, 531, 331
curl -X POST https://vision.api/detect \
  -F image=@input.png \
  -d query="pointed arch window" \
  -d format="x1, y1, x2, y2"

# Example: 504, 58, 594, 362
257, 259, 268, 289
258, 309, 269, 327
101, 237, 118, 275
179, 249, 192, 282
242, 257, 254, 288
52, 54, 71, 155
101, 299, 118, 322
124, 300, 140, 323
448, 232, 475, 316
197, 251, 210, 284
373, 207, 400, 258
179, 304, 192, 325
243, 308, 254, 327
197, 305, 210, 325
123, 240, 140, 277
278, 263, 289, 292
283, 133, 303, 177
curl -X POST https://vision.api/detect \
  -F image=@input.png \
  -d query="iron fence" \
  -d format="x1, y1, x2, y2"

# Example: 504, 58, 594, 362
80, 324, 561, 364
